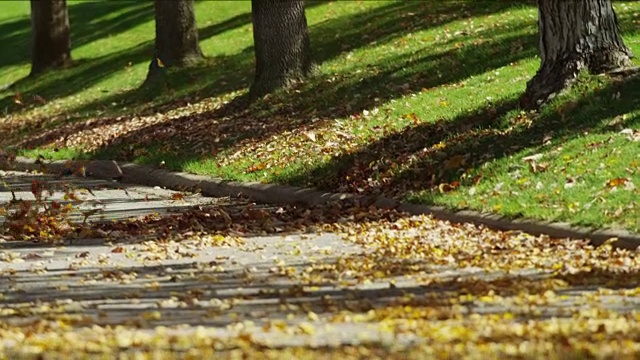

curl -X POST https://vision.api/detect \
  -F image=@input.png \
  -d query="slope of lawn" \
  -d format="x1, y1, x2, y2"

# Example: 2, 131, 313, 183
1, 0, 639, 232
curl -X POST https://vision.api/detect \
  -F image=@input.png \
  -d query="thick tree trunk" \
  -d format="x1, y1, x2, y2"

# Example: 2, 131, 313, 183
30, 0, 72, 76
250, 0, 314, 98
146, 0, 203, 81
522, 0, 633, 108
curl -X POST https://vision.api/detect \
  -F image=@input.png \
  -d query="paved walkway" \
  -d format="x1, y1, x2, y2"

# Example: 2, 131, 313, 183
1, 171, 639, 357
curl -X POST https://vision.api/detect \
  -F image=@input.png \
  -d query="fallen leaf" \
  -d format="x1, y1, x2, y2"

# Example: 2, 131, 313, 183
606, 177, 629, 188
304, 131, 317, 142
522, 153, 543, 162
444, 155, 466, 170
171, 193, 185, 201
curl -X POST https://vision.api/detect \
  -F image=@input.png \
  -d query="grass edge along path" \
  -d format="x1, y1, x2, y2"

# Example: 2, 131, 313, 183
9, 155, 640, 251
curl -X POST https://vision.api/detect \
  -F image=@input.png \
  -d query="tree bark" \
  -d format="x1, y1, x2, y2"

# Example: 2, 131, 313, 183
146, 0, 203, 81
522, 0, 633, 108
30, 0, 72, 76
250, 0, 314, 98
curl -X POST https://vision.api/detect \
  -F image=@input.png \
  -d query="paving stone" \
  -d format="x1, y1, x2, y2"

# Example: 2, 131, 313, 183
0, 171, 638, 351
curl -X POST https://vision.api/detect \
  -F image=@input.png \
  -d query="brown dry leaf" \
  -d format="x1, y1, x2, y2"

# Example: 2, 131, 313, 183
22, 253, 42, 260
438, 182, 459, 193
171, 193, 186, 201
606, 177, 629, 188
444, 154, 466, 170
247, 163, 266, 173
529, 161, 549, 173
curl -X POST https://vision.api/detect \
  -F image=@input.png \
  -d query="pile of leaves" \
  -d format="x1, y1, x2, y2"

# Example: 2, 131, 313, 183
90, 197, 405, 241
1, 179, 79, 243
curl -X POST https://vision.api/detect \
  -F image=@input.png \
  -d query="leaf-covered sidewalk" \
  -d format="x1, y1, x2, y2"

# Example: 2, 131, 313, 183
1, 172, 640, 359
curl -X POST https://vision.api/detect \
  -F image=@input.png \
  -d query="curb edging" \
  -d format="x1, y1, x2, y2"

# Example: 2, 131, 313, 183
9, 156, 640, 250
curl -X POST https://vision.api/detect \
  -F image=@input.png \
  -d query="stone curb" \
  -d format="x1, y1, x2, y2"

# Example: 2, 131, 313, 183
9, 156, 640, 250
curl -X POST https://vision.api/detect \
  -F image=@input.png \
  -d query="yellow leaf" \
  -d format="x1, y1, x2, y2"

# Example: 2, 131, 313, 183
298, 322, 316, 335
307, 311, 319, 322
601, 237, 618, 247
157, 58, 165, 68
304, 131, 317, 142
433, 141, 447, 150
142, 311, 162, 320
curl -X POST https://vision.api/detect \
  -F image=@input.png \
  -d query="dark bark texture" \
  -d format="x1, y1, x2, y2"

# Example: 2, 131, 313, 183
523, 0, 633, 108
30, 0, 72, 76
147, 0, 203, 80
250, 0, 314, 98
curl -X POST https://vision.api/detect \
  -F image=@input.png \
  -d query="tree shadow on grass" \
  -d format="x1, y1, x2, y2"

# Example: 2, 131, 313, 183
8, 48, 255, 151
0, 0, 332, 116
0, 38, 259, 147
0, 2, 157, 121
3, 0, 534, 149
196, 0, 332, 42
198, 11, 252, 41
78, 25, 537, 166
279, 74, 640, 200
0, 40, 156, 143
309, 0, 533, 64
0, 1, 154, 73
0, 16, 31, 80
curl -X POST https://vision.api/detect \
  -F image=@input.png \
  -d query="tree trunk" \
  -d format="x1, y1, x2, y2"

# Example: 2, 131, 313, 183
522, 0, 633, 108
250, 0, 314, 98
146, 0, 203, 81
30, 0, 72, 76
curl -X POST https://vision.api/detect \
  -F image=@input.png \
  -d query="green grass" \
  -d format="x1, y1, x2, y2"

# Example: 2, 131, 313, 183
1, 0, 639, 232
409, 73, 640, 231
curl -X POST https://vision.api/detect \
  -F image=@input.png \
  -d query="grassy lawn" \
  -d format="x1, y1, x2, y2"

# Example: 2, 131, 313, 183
1, 0, 639, 232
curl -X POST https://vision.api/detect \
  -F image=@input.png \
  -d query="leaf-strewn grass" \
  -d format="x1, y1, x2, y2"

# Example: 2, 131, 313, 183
1, 0, 639, 231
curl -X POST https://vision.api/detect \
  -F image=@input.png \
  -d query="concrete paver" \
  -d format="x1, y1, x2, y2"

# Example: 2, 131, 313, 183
1, 171, 639, 354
